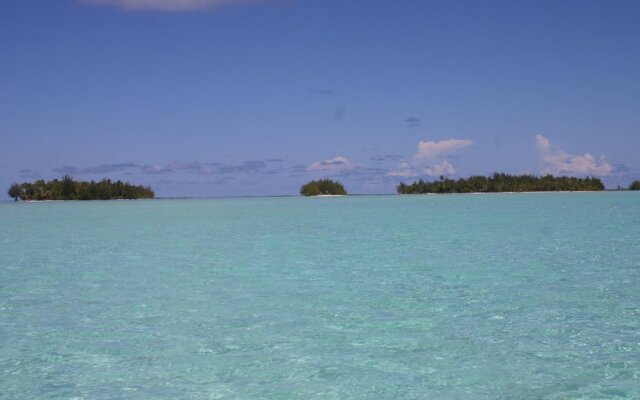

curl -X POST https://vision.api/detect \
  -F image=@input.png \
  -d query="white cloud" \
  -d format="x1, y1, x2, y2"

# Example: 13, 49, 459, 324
423, 160, 455, 177
388, 138, 472, 178
535, 134, 613, 176
535, 134, 550, 152
413, 138, 473, 163
81, 0, 264, 11
308, 156, 354, 173
386, 161, 417, 177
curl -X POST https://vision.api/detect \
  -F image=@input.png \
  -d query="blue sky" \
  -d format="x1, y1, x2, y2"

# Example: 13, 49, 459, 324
1, 0, 639, 197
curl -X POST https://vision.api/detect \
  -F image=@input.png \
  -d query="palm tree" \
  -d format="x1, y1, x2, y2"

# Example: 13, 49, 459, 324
7, 183, 23, 201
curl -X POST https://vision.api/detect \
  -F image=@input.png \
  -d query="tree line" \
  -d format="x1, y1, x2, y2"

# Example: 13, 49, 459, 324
397, 173, 607, 194
7, 176, 154, 201
300, 179, 347, 196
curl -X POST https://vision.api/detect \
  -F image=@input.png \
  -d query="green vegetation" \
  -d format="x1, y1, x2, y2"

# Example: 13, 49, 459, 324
630, 180, 640, 191
397, 173, 605, 194
9, 176, 154, 201
7, 183, 22, 201
300, 179, 347, 196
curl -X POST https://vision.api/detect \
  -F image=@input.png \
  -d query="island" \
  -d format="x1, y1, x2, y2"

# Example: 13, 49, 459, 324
300, 179, 347, 196
7, 176, 154, 201
630, 180, 640, 191
397, 173, 605, 194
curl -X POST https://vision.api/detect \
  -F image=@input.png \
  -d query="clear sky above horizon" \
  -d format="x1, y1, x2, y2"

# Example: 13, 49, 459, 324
1, 0, 639, 197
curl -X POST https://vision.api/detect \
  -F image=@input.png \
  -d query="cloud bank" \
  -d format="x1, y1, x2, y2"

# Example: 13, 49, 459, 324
413, 138, 473, 162
386, 161, 415, 178
81, 0, 266, 11
388, 138, 473, 178
52, 160, 283, 177
423, 160, 455, 176
140, 160, 281, 175
308, 156, 354, 174
54, 163, 138, 175
536, 134, 613, 176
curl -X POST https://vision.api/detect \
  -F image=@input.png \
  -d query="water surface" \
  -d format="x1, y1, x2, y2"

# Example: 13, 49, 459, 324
1, 193, 639, 398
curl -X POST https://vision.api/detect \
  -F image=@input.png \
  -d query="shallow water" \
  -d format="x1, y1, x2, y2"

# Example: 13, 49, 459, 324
1, 193, 639, 399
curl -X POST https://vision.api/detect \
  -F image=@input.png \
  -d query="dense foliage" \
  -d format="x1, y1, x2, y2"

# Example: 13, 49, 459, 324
9, 176, 154, 201
300, 179, 347, 196
397, 173, 605, 194
630, 180, 640, 191
7, 183, 22, 201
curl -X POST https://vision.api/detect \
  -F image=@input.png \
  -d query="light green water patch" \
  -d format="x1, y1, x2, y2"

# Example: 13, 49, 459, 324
1, 193, 639, 398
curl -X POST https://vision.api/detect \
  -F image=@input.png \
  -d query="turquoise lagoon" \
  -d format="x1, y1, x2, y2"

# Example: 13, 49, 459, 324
1, 193, 639, 399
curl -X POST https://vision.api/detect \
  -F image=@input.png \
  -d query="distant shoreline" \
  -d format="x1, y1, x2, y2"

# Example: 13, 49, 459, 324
5, 190, 635, 203
8, 176, 154, 201
22, 198, 150, 202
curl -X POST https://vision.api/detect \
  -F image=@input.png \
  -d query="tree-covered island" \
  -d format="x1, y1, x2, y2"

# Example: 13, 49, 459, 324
7, 176, 154, 201
397, 173, 605, 194
300, 179, 347, 196
630, 180, 640, 191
